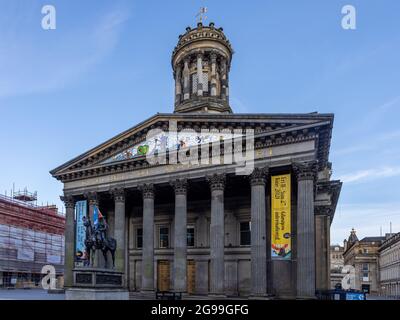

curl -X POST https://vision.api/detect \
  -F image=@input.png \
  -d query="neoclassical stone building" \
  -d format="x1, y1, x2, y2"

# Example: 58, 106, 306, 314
343, 229, 385, 294
51, 22, 342, 299
379, 232, 400, 298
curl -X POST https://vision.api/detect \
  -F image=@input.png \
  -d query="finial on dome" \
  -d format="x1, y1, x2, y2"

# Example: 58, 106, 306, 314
196, 7, 207, 23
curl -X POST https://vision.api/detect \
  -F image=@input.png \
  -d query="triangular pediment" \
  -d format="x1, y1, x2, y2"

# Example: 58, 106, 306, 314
50, 112, 333, 181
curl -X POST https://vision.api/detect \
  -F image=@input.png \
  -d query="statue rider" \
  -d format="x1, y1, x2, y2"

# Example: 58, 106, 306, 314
94, 215, 108, 249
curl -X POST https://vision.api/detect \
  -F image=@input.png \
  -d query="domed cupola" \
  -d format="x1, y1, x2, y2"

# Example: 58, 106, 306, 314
172, 22, 234, 113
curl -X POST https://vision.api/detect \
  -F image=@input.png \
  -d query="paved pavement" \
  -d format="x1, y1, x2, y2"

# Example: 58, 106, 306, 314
0, 288, 65, 300
0, 289, 397, 301
366, 295, 399, 300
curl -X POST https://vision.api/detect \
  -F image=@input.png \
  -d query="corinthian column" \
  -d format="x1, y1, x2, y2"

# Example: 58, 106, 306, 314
250, 167, 268, 297
112, 188, 126, 276
207, 174, 226, 296
140, 184, 155, 293
294, 161, 317, 299
60, 195, 76, 288
171, 179, 188, 293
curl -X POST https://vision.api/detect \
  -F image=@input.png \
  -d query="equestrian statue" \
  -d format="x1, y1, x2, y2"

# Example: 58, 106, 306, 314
82, 212, 117, 269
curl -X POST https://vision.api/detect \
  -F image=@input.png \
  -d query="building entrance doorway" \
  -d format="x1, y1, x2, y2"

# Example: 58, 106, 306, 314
157, 260, 170, 291
361, 284, 370, 294
187, 260, 195, 294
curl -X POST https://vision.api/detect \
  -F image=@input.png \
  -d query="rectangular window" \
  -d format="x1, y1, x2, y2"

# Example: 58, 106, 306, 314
159, 227, 169, 248
187, 227, 195, 247
136, 228, 143, 249
192, 74, 198, 94
192, 73, 209, 93
362, 263, 369, 271
240, 222, 251, 246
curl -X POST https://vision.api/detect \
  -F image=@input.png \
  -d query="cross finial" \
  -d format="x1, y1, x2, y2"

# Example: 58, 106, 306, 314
196, 7, 207, 23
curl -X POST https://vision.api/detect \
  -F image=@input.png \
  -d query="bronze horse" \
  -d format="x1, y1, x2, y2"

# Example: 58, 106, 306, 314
83, 216, 117, 269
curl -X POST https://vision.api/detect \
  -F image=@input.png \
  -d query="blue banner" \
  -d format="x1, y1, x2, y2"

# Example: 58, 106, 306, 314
75, 200, 87, 262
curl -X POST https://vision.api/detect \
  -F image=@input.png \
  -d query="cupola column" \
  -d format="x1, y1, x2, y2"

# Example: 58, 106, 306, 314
210, 53, 217, 97
197, 52, 204, 96
183, 59, 190, 100
175, 63, 182, 105
221, 58, 228, 101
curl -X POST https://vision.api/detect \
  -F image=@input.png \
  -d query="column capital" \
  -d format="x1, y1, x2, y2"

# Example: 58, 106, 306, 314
84, 191, 99, 205
207, 173, 226, 192
111, 187, 126, 202
249, 167, 269, 186
315, 205, 332, 216
139, 184, 155, 199
293, 161, 318, 181
60, 195, 76, 209
170, 179, 188, 195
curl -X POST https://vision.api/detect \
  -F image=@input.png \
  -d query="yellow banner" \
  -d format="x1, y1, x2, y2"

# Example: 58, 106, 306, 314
271, 174, 291, 259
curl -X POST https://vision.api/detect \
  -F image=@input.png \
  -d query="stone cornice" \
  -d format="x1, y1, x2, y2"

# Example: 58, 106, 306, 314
316, 179, 342, 223
379, 232, 400, 252
172, 23, 233, 63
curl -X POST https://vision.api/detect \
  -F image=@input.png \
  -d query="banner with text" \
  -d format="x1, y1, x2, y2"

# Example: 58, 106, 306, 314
271, 174, 291, 259
75, 200, 87, 263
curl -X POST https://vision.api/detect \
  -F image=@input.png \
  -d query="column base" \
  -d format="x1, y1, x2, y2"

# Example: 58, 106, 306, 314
65, 288, 129, 300
249, 294, 273, 300
296, 295, 317, 300
140, 290, 156, 299
208, 294, 227, 299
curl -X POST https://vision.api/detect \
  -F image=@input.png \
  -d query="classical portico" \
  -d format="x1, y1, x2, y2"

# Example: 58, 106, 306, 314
52, 22, 342, 300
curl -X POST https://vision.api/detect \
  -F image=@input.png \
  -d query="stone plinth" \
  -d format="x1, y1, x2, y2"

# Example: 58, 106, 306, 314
66, 267, 128, 300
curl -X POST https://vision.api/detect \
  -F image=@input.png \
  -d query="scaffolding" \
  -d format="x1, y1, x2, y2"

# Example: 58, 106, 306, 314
0, 189, 65, 288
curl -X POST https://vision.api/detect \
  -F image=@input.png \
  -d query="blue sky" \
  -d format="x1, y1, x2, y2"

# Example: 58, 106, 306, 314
0, 0, 399, 244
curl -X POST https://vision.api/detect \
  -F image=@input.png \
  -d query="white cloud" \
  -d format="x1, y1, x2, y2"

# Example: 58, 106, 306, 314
331, 202, 400, 244
337, 166, 400, 183
333, 129, 400, 156
0, 3, 130, 99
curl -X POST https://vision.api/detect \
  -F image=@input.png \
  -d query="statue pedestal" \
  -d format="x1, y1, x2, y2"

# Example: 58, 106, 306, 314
65, 267, 129, 300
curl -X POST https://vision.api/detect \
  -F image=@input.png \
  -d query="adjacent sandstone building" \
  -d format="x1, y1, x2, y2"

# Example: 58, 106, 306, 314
330, 245, 345, 289
51, 22, 342, 299
378, 232, 400, 298
343, 229, 385, 294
